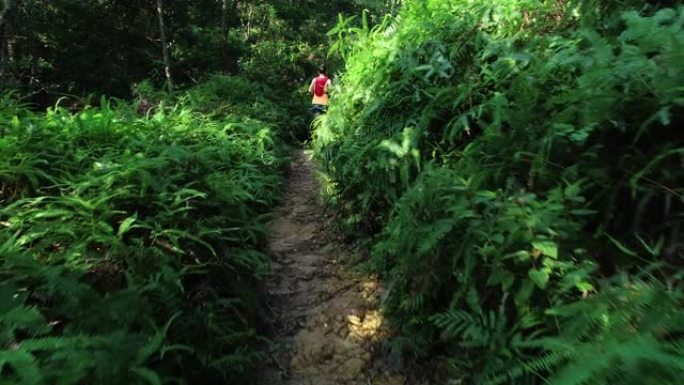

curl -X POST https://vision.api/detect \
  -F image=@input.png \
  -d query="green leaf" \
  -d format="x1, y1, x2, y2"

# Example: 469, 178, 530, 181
636, 234, 664, 256
132, 367, 162, 385
505, 250, 530, 262
502, 271, 515, 291
576, 281, 594, 295
475, 190, 497, 199
0, 283, 20, 312
528, 267, 551, 290
515, 280, 535, 309
0, 350, 43, 385
136, 312, 181, 364
532, 240, 558, 259
117, 215, 137, 237
569, 209, 597, 216
604, 233, 638, 257
564, 183, 581, 198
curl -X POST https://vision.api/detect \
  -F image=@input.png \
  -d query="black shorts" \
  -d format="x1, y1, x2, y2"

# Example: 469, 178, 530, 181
310, 104, 327, 114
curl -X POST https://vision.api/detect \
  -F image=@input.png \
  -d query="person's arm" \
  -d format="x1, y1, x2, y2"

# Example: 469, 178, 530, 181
308, 79, 315, 94
324, 79, 332, 94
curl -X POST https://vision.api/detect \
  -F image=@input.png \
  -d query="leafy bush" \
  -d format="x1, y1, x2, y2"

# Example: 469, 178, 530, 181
313, 0, 684, 383
0, 79, 286, 384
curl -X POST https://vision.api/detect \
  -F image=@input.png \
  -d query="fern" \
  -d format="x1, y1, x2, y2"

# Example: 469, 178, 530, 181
313, 1, 684, 384
0, 76, 287, 384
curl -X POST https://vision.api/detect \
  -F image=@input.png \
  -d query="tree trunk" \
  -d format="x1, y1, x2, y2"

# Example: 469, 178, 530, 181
0, 18, 7, 78
220, 0, 240, 73
156, 0, 173, 91
0, 0, 15, 26
221, 1, 227, 48
0, 0, 16, 78
221, 0, 230, 71
244, 3, 252, 40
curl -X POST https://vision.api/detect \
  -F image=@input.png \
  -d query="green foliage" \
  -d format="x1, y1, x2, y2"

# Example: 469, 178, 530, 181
1, 0, 364, 110
314, 0, 684, 383
0, 77, 286, 384
485, 273, 684, 385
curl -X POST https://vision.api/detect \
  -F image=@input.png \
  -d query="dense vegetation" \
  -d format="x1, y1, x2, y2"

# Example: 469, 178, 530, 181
0, 76, 289, 384
314, 0, 684, 384
4, 0, 683, 383
0, 0, 392, 383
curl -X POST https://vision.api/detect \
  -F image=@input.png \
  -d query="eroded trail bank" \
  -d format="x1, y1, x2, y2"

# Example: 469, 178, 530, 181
261, 150, 412, 385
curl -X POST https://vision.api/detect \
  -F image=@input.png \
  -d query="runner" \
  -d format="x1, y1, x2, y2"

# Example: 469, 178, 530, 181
308, 64, 331, 118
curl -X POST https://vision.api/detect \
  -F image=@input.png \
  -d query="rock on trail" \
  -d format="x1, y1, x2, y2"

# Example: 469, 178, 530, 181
261, 150, 409, 385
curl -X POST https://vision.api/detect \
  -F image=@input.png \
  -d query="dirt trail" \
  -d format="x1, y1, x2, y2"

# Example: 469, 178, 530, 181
261, 150, 410, 385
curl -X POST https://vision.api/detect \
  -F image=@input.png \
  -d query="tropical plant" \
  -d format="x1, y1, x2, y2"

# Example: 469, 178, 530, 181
0, 76, 286, 384
313, 0, 684, 383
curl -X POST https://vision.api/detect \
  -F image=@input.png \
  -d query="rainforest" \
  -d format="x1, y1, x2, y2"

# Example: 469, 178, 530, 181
1, 1, 683, 384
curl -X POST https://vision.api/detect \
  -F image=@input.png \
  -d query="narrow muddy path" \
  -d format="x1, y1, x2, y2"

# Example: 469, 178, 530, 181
261, 150, 414, 385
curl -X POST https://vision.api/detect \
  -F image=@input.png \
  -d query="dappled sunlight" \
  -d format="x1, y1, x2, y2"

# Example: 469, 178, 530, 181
265, 151, 406, 385
347, 309, 385, 341
288, 272, 397, 384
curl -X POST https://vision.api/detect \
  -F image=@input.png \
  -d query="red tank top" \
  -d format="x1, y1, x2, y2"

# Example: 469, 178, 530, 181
313, 76, 329, 97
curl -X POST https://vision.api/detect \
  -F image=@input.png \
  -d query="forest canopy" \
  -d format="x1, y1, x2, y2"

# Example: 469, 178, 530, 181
0, 0, 393, 103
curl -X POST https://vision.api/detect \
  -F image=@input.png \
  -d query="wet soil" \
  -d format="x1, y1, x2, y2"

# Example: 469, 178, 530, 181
261, 150, 414, 385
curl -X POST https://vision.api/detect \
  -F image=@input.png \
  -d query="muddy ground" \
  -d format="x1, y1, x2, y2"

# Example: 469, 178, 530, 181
261, 150, 422, 385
